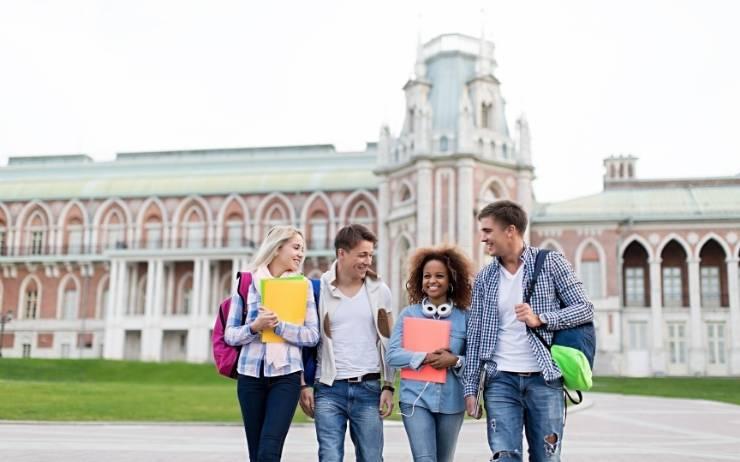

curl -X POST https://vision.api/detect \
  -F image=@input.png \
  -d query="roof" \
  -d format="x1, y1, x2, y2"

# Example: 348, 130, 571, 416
533, 183, 740, 223
0, 145, 379, 201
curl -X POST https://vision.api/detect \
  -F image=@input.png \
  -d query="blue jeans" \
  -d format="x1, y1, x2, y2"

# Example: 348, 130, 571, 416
400, 403, 464, 462
237, 371, 301, 462
483, 371, 565, 461
314, 379, 384, 462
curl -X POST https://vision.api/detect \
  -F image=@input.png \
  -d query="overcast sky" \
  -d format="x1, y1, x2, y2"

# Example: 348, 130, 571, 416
0, 0, 738, 202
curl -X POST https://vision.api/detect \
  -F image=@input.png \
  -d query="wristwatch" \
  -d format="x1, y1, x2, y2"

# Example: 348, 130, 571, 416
454, 356, 463, 369
538, 313, 549, 326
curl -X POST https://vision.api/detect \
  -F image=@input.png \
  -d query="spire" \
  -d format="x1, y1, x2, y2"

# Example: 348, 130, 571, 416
413, 14, 426, 80
475, 8, 496, 77
516, 113, 532, 165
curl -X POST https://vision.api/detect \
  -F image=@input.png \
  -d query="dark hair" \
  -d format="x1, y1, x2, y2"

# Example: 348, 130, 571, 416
478, 200, 528, 235
334, 224, 378, 255
405, 245, 474, 309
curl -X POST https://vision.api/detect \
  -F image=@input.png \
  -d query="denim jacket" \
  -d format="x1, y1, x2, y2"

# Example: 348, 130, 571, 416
386, 303, 469, 414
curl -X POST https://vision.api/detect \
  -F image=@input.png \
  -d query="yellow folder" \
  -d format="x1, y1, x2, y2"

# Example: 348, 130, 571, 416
260, 277, 308, 343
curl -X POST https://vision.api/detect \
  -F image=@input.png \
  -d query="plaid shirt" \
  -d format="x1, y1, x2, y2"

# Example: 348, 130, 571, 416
224, 277, 319, 378
463, 246, 594, 396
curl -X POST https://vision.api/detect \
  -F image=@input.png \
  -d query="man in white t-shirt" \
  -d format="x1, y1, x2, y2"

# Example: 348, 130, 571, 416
300, 224, 395, 462
464, 200, 594, 461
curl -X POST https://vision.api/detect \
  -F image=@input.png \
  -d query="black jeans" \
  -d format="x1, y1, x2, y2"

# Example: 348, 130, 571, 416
237, 371, 301, 461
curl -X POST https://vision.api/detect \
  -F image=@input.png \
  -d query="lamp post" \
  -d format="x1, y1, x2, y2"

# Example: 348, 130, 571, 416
0, 311, 12, 358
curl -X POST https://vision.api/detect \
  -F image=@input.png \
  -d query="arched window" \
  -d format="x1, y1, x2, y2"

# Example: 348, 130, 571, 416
145, 218, 163, 249
61, 280, 79, 320
481, 103, 493, 129
0, 219, 6, 256
661, 240, 688, 307
263, 204, 289, 239
480, 181, 504, 209
103, 210, 126, 250
23, 281, 40, 319
184, 209, 206, 249
699, 240, 728, 308
26, 211, 47, 255
66, 218, 84, 255
579, 243, 603, 299
622, 241, 650, 307
439, 136, 449, 152
308, 212, 329, 250
407, 108, 415, 134
350, 202, 374, 229
225, 215, 243, 248
176, 274, 193, 315
398, 183, 412, 204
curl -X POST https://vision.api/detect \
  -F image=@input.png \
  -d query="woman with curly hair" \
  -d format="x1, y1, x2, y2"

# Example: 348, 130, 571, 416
386, 245, 474, 462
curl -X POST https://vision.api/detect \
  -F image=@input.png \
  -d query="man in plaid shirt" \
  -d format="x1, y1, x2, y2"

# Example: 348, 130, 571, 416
463, 200, 593, 461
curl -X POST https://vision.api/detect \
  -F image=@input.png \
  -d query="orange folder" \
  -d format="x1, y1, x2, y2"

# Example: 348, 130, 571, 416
400, 317, 451, 383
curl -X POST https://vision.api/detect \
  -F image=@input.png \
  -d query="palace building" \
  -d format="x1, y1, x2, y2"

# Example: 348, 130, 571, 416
1, 33, 738, 376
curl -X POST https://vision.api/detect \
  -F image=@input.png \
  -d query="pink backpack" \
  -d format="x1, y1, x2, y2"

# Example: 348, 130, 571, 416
212, 272, 252, 379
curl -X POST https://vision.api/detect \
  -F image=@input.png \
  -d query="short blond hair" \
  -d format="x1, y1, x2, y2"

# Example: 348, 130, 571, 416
250, 225, 304, 270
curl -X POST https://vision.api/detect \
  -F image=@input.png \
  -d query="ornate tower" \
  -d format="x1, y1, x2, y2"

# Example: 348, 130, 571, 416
376, 33, 535, 311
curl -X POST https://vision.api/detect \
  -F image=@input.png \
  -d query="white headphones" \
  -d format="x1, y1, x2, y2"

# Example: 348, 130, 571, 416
421, 297, 453, 319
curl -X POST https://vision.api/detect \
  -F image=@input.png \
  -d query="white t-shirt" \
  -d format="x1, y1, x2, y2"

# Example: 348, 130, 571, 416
329, 285, 381, 379
493, 264, 541, 372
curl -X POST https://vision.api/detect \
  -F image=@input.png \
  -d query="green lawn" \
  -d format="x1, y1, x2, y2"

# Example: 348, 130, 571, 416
1, 359, 738, 422
0, 358, 301, 422
591, 376, 740, 406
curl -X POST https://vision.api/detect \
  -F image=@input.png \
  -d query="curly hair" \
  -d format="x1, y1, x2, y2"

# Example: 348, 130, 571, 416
405, 245, 475, 309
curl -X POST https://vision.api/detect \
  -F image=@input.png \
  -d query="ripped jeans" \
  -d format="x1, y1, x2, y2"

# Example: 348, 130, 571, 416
483, 371, 565, 461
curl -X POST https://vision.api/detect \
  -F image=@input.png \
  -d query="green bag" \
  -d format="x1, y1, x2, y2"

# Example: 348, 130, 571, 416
550, 345, 592, 391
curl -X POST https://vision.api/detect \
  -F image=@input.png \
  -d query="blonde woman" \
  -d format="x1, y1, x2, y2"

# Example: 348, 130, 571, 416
225, 225, 320, 461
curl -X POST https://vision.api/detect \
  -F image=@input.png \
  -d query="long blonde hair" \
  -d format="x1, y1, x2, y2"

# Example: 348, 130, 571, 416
250, 225, 305, 270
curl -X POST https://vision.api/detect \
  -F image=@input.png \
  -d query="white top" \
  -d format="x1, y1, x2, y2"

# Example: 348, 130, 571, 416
323, 285, 381, 379
493, 264, 541, 372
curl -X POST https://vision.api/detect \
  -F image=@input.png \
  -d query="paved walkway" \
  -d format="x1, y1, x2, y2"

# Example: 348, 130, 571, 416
2, 393, 740, 461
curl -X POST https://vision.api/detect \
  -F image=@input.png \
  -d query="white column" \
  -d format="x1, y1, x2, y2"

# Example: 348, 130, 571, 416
191, 259, 203, 317
142, 259, 164, 361
209, 261, 220, 310
154, 261, 165, 319
215, 222, 224, 249
119, 262, 131, 317
200, 260, 212, 317
144, 260, 157, 317
727, 258, 740, 374
127, 264, 138, 317
649, 258, 665, 375
165, 263, 175, 316
687, 258, 704, 375
108, 261, 121, 319
103, 260, 122, 359
456, 158, 475, 260
377, 178, 390, 280
416, 160, 433, 248
188, 259, 209, 362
